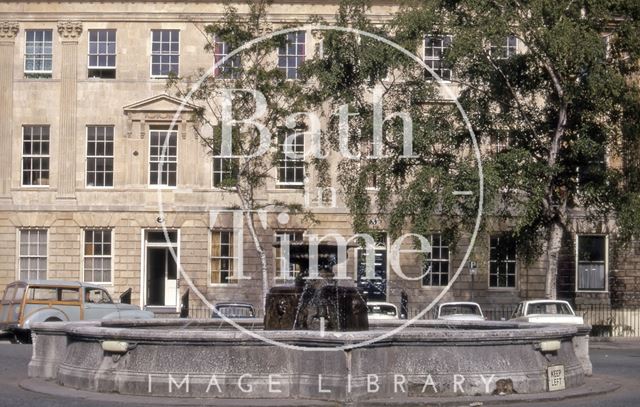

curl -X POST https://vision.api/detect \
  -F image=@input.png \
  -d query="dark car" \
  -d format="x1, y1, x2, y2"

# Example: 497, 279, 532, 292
211, 302, 256, 319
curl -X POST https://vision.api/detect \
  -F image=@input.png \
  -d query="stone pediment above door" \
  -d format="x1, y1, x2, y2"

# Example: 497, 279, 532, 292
123, 94, 199, 139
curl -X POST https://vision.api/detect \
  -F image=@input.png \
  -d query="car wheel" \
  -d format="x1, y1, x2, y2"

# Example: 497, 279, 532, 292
44, 317, 62, 322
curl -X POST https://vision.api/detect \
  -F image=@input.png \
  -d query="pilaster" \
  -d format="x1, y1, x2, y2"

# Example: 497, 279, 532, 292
0, 22, 19, 200
56, 21, 82, 200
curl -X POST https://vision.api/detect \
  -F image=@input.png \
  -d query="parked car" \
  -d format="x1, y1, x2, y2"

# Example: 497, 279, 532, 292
510, 300, 584, 325
367, 302, 399, 320
0, 280, 154, 343
437, 302, 485, 321
211, 302, 256, 319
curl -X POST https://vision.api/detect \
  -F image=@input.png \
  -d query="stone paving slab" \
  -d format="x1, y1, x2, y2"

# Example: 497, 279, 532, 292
20, 376, 619, 407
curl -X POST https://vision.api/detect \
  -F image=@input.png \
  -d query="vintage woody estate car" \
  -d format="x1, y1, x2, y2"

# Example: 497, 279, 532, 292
0, 280, 154, 343
509, 299, 584, 325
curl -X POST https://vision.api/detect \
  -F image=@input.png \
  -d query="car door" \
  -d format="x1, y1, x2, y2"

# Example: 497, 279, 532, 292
83, 288, 117, 320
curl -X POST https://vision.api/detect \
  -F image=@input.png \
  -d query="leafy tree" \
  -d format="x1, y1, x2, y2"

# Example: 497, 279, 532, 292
303, 1, 481, 253
305, 0, 640, 298
169, 0, 312, 305
408, 0, 640, 298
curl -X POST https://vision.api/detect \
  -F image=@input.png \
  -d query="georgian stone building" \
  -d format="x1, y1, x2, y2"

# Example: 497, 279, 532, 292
0, 1, 636, 316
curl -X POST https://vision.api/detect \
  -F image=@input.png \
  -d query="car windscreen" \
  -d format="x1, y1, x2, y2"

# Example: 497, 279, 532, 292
213, 306, 255, 318
1, 285, 16, 304
440, 305, 481, 316
367, 305, 397, 316
528, 302, 573, 315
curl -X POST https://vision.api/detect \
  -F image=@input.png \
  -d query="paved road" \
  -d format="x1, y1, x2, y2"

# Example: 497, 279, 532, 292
0, 343, 148, 407
0, 342, 638, 406
520, 343, 640, 407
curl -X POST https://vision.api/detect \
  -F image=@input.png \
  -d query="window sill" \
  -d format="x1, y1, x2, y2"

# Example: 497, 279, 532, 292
23, 74, 53, 80
211, 186, 237, 191
275, 184, 304, 190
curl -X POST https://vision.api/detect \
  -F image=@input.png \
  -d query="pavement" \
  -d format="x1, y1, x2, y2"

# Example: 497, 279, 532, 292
1, 340, 639, 406
16, 375, 621, 407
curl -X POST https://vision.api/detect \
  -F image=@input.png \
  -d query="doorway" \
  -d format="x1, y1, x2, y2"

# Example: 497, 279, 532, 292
143, 230, 179, 308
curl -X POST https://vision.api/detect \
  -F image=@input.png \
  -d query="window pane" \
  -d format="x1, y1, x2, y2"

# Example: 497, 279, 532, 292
83, 229, 112, 283
578, 236, 605, 262
86, 126, 114, 187
19, 230, 47, 280
489, 234, 516, 288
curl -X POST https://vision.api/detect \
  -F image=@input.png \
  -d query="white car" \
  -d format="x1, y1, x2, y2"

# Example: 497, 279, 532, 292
367, 302, 399, 320
437, 302, 485, 321
510, 300, 584, 325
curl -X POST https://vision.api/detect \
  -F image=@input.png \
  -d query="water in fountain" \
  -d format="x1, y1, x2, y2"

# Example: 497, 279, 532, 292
264, 242, 369, 331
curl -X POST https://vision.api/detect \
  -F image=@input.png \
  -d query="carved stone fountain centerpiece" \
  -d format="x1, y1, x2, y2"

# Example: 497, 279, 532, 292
264, 242, 369, 331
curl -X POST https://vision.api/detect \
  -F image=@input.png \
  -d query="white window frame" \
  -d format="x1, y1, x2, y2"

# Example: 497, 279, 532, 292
150, 29, 180, 78
17, 229, 48, 281
21, 125, 50, 187
422, 233, 450, 287
276, 133, 305, 188
355, 233, 389, 301
24, 29, 53, 77
82, 229, 114, 285
148, 128, 178, 189
488, 234, 517, 289
575, 234, 608, 293
213, 37, 241, 79
490, 35, 518, 59
278, 31, 306, 80
212, 157, 238, 189
87, 29, 117, 77
86, 125, 115, 188
209, 230, 237, 286
274, 231, 304, 281
423, 34, 453, 82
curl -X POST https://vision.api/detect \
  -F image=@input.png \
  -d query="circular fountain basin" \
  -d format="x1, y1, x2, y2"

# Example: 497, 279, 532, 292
29, 319, 592, 403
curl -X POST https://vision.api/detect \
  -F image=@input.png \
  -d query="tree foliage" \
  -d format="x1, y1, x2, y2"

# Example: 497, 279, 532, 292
305, 0, 640, 296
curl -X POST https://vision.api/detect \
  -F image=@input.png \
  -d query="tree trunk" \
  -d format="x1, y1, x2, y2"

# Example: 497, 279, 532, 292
545, 222, 564, 299
243, 210, 269, 310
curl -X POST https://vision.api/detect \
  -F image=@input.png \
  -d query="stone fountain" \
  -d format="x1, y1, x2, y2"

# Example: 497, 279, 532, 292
264, 242, 368, 331
25, 241, 594, 404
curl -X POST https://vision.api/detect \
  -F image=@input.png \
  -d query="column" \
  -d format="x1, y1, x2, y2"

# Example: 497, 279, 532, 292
56, 21, 82, 200
0, 22, 19, 199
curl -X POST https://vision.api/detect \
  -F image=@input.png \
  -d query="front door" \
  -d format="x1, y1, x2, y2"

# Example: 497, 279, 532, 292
144, 231, 178, 308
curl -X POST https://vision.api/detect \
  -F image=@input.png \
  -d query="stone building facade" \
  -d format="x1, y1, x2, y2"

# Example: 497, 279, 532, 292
0, 1, 636, 316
